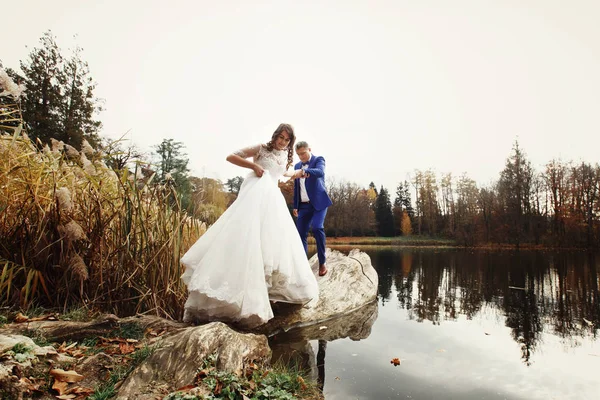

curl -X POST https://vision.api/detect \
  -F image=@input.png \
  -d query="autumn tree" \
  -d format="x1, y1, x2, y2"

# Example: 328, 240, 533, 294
401, 211, 412, 236
326, 179, 375, 236
455, 174, 479, 245
189, 177, 229, 224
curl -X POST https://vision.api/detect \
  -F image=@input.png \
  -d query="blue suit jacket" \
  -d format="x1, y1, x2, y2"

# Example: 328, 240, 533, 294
293, 155, 333, 211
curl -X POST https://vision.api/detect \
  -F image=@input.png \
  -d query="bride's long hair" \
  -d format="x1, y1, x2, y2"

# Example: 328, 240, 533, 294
266, 123, 295, 169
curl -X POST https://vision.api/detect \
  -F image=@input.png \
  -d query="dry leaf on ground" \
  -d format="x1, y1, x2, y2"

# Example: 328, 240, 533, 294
14, 312, 29, 323
52, 380, 68, 395
119, 342, 135, 354
390, 358, 401, 366
49, 369, 85, 383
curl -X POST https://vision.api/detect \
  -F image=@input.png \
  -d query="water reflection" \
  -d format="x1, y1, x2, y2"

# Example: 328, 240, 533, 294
372, 248, 599, 365
269, 301, 378, 393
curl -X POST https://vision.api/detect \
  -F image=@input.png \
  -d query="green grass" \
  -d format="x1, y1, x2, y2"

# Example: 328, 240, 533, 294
89, 343, 157, 400
116, 321, 145, 340
11, 342, 32, 355
165, 354, 320, 400
22, 328, 50, 347
60, 306, 95, 321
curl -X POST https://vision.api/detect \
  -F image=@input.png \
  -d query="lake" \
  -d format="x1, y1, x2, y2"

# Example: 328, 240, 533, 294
270, 247, 600, 400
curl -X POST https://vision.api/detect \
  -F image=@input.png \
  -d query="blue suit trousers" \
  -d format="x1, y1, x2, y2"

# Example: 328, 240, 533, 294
297, 202, 328, 265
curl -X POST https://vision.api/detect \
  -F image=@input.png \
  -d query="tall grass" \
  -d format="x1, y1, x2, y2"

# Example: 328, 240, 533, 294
0, 131, 203, 318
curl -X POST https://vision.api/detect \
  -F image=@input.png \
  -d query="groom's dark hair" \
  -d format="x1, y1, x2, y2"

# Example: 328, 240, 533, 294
267, 123, 295, 169
295, 141, 309, 150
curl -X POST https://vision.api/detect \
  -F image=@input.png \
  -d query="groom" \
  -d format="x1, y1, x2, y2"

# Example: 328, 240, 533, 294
293, 141, 333, 276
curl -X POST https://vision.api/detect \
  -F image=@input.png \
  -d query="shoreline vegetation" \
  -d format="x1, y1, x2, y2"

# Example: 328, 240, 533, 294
0, 311, 322, 400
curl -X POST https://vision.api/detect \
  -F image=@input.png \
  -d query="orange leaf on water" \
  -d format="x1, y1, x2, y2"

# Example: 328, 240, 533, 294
390, 358, 401, 366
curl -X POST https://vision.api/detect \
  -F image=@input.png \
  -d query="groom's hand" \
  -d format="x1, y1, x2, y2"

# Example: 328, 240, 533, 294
293, 209, 298, 217
293, 169, 305, 179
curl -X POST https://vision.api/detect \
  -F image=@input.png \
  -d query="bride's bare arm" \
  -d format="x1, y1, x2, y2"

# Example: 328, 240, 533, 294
226, 144, 265, 177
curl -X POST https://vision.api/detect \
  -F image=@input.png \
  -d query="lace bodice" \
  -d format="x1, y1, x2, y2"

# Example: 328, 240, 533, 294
233, 144, 289, 179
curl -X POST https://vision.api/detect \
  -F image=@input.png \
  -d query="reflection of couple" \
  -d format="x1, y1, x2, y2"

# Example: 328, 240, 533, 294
181, 123, 332, 327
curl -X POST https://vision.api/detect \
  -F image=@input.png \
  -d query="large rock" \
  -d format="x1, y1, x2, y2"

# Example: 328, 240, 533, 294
255, 248, 378, 335
115, 322, 270, 400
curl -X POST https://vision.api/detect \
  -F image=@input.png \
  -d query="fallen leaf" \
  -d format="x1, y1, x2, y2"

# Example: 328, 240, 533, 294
68, 386, 95, 395
119, 342, 135, 354
176, 384, 196, 392
56, 395, 76, 399
49, 369, 84, 383
19, 376, 42, 393
214, 380, 223, 395
14, 312, 29, 323
52, 379, 68, 395
319, 326, 328, 330
28, 313, 58, 321
335, 376, 341, 380
484, 332, 491, 335
297, 376, 307, 390
390, 358, 401, 366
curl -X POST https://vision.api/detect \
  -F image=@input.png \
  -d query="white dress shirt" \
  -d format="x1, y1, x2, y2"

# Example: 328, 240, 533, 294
300, 164, 310, 202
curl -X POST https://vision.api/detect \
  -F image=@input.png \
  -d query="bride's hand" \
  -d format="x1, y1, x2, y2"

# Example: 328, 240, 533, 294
253, 164, 265, 177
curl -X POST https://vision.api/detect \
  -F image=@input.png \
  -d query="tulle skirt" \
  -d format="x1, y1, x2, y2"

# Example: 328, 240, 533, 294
181, 171, 319, 327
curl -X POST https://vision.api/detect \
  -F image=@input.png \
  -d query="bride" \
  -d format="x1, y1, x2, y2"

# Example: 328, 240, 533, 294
181, 123, 319, 328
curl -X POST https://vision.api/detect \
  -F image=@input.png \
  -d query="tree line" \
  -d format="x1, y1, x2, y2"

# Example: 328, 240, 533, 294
326, 141, 599, 248
3, 32, 598, 248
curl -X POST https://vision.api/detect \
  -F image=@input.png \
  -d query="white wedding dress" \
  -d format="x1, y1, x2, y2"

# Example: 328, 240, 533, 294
181, 144, 319, 328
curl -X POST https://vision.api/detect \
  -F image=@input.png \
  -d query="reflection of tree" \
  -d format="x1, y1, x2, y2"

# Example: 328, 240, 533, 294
504, 284, 542, 365
372, 250, 396, 305
413, 253, 443, 324
362, 248, 599, 366
395, 252, 415, 311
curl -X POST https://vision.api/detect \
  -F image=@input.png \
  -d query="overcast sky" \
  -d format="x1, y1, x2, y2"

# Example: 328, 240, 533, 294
4, 0, 600, 194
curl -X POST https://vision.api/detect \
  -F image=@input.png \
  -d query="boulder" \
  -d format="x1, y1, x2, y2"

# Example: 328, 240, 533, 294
255, 248, 378, 335
115, 322, 270, 400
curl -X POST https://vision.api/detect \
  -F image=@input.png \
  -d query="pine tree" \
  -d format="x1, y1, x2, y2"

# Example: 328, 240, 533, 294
153, 138, 192, 210
18, 31, 102, 148
19, 32, 64, 145
374, 186, 395, 237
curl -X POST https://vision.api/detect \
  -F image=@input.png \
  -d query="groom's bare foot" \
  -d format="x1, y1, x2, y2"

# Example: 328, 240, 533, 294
319, 264, 328, 276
